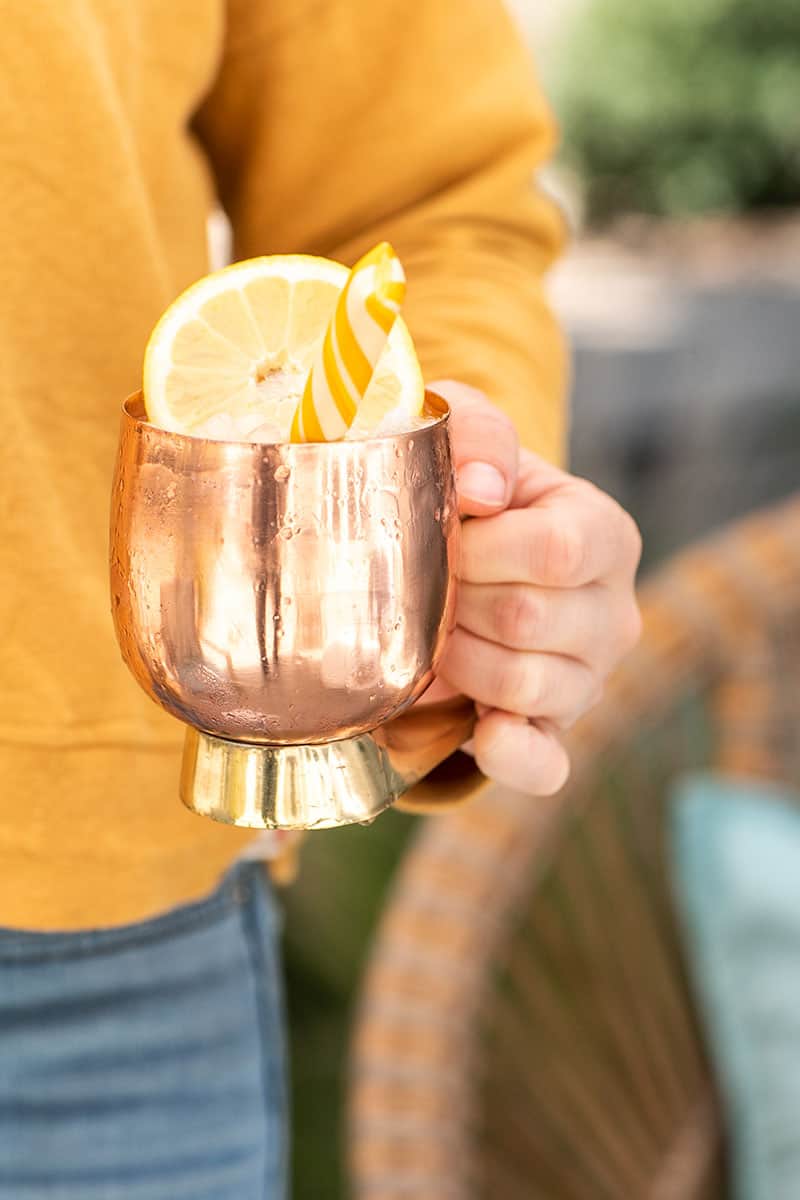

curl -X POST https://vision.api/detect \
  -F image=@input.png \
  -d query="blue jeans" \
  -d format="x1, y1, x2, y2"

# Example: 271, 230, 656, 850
0, 863, 288, 1199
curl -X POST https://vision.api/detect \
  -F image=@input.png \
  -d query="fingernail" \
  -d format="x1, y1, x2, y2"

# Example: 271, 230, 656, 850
457, 463, 506, 506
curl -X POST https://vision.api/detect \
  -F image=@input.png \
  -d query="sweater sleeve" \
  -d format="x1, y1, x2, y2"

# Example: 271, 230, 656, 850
193, 0, 569, 808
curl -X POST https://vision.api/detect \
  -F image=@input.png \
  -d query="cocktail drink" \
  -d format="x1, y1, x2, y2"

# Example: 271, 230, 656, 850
110, 246, 471, 829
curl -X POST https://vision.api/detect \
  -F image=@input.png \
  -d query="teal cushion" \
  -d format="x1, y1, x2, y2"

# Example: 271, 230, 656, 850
671, 772, 800, 1200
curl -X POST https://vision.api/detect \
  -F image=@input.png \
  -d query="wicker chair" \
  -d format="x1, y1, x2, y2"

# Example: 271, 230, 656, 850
348, 494, 800, 1200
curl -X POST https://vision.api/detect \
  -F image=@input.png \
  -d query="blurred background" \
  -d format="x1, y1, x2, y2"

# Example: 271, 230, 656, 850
283, 2, 800, 1195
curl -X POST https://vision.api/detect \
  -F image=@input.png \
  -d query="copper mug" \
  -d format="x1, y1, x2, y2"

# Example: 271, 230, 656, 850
110, 391, 473, 830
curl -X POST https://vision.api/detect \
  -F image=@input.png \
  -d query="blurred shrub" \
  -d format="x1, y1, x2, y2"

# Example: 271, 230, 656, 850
557, 0, 800, 221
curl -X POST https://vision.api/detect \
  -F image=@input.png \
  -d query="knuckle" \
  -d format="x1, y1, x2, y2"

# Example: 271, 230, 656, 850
584, 486, 643, 575
519, 660, 547, 715
491, 653, 539, 714
496, 586, 541, 648
537, 519, 585, 586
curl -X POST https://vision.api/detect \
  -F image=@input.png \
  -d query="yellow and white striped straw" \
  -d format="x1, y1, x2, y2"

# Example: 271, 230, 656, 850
290, 242, 406, 443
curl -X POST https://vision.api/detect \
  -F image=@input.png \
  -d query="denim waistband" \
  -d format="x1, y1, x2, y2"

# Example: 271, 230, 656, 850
0, 861, 274, 963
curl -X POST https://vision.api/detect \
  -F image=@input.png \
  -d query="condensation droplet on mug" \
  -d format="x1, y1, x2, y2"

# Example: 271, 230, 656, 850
273, 464, 290, 482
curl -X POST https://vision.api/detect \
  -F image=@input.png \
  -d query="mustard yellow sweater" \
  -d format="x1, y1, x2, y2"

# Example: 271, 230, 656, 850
0, 0, 567, 929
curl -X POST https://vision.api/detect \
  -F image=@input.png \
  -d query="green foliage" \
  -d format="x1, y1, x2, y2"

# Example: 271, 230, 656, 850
556, 0, 800, 220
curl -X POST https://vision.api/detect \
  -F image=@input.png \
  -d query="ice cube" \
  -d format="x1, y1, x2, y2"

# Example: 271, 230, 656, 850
191, 411, 283, 442
344, 411, 437, 440
194, 412, 238, 440
245, 421, 283, 443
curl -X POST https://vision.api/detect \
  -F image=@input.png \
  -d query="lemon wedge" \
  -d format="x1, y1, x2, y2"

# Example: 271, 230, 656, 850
143, 255, 424, 439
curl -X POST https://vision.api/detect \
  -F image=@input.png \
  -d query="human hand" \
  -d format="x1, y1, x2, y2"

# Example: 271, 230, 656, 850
426, 380, 643, 795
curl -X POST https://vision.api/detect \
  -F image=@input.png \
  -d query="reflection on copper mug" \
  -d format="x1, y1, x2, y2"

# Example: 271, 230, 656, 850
110, 391, 471, 829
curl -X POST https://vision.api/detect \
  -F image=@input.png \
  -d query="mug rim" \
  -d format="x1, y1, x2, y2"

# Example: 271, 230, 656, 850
121, 389, 450, 450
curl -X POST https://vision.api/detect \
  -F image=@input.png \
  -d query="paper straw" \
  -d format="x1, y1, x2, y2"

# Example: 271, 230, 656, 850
290, 242, 405, 442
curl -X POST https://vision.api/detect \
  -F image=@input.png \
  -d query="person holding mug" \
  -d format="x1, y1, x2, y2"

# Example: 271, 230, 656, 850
0, 0, 641, 1194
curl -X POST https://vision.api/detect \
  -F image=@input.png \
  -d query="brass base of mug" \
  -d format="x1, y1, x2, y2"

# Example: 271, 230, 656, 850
180, 727, 408, 831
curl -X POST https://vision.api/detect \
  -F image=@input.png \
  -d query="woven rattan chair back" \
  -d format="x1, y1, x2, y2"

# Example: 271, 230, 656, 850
349, 495, 800, 1200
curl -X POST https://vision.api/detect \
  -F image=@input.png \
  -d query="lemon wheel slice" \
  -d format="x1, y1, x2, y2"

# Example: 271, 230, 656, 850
143, 255, 424, 439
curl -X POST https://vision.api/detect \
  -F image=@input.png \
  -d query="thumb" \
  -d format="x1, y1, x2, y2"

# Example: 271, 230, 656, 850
429, 380, 519, 517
